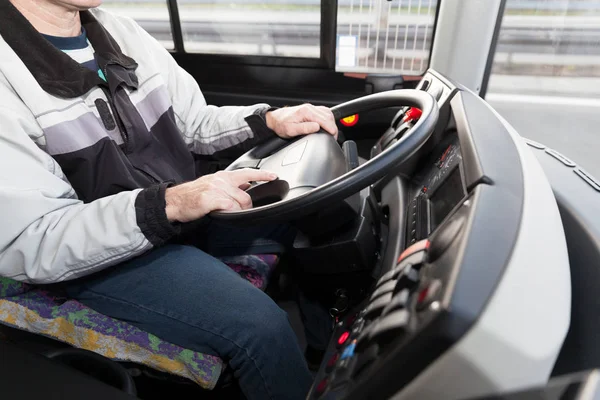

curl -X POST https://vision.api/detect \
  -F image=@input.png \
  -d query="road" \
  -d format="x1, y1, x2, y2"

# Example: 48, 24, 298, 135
487, 93, 600, 179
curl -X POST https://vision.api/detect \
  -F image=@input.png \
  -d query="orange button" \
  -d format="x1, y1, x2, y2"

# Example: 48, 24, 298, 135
340, 114, 359, 127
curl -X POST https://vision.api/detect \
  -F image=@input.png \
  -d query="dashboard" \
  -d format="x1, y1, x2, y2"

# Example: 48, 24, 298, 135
307, 71, 571, 400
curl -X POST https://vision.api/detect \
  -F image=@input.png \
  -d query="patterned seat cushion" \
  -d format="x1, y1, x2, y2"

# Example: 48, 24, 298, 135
0, 254, 279, 390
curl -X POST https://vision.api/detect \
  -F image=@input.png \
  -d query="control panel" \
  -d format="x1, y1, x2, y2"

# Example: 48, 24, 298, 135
308, 225, 468, 400
406, 135, 466, 246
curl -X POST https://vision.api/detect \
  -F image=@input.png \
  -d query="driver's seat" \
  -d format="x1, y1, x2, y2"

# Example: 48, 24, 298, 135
0, 253, 280, 392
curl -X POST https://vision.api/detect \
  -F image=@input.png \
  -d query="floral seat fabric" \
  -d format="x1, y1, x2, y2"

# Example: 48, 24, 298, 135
0, 254, 278, 390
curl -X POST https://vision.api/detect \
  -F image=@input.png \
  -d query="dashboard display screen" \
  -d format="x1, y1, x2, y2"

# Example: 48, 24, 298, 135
430, 167, 465, 230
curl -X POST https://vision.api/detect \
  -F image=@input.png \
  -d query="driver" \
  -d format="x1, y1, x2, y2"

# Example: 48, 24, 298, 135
0, 0, 339, 398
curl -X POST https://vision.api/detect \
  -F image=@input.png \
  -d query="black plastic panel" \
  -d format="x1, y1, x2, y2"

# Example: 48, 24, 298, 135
0, 341, 134, 400
447, 90, 524, 322
379, 177, 409, 276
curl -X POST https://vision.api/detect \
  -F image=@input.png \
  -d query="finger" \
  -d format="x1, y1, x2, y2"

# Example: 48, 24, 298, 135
288, 121, 321, 136
227, 168, 278, 186
221, 184, 253, 210
304, 106, 338, 136
316, 105, 332, 114
316, 107, 339, 137
315, 106, 334, 121
239, 182, 252, 191
204, 195, 239, 213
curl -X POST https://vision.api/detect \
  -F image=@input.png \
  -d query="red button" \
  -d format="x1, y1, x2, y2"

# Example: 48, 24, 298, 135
403, 107, 423, 123
416, 280, 442, 311
338, 331, 350, 346
326, 353, 339, 371
346, 313, 357, 327
316, 378, 329, 395
397, 240, 430, 263
417, 287, 429, 304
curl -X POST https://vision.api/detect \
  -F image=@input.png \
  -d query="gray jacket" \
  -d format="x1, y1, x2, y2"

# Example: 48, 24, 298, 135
0, 6, 273, 283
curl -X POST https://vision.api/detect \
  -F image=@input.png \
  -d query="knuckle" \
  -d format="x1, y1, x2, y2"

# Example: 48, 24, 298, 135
300, 104, 312, 114
241, 192, 252, 206
207, 181, 222, 191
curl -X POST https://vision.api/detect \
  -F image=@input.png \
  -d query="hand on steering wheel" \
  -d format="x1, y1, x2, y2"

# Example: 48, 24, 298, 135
165, 169, 278, 223
265, 104, 339, 139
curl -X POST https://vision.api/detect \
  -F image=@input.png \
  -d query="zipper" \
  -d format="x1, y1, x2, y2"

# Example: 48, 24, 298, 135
99, 65, 159, 185
100, 71, 129, 150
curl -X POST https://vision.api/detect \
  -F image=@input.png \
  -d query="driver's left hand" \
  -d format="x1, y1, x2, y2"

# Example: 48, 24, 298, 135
265, 104, 338, 139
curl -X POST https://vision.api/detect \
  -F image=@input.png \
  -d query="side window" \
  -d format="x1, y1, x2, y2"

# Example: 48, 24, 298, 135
486, 0, 600, 177
178, 0, 321, 57
100, 0, 175, 50
336, 0, 439, 75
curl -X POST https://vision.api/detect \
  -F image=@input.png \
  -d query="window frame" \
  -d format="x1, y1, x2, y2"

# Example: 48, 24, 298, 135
166, 0, 337, 69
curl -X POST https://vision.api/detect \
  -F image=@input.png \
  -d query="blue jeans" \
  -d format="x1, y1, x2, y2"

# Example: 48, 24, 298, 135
62, 220, 314, 400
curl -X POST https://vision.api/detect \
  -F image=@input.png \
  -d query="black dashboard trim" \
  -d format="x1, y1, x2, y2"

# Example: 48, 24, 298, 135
446, 89, 524, 330
379, 177, 409, 278
450, 94, 487, 191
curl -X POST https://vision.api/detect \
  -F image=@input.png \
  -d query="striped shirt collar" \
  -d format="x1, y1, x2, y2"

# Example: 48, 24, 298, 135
41, 28, 89, 51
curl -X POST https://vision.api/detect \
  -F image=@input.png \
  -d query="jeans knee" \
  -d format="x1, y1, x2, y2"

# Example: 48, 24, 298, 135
247, 301, 293, 343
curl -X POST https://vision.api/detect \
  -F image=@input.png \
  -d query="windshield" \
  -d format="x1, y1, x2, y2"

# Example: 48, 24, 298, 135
100, 0, 440, 76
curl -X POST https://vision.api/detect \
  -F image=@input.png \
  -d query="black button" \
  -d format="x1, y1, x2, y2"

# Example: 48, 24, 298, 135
381, 288, 410, 317
370, 280, 397, 301
330, 357, 356, 388
394, 267, 420, 294
351, 319, 365, 338
375, 265, 405, 287
355, 323, 374, 352
364, 293, 393, 320
368, 309, 410, 347
429, 216, 464, 262
352, 343, 379, 379
377, 268, 397, 285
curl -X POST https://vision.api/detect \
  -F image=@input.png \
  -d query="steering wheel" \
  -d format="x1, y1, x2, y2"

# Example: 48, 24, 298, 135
211, 89, 439, 224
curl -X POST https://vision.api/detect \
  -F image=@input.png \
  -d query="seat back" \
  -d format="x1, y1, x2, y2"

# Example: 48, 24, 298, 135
526, 140, 600, 376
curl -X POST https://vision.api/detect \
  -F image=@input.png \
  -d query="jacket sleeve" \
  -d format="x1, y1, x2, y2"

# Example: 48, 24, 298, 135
129, 18, 276, 157
0, 100, 153, 284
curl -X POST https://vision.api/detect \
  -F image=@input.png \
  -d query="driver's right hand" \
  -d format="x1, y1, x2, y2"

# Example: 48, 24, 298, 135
165, 169, 277, 223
